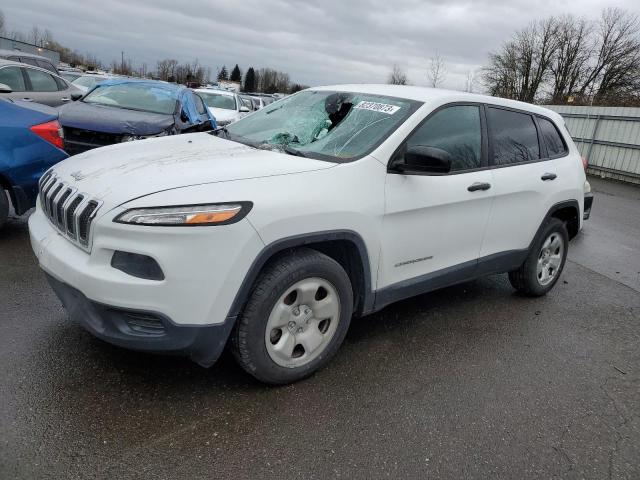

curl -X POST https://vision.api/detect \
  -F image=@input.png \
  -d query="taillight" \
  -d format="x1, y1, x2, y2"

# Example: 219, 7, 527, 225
581, 156, 588, 172
30, 120, 64, 150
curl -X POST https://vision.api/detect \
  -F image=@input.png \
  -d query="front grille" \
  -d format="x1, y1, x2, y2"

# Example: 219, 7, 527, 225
39, 174, 102, 251
63, 128, 123, 155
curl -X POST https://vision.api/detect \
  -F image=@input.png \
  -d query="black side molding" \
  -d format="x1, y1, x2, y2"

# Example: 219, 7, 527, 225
373, 249, 528, 312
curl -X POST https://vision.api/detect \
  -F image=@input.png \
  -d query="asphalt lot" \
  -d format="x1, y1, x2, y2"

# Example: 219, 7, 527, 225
1, 176, 639, 480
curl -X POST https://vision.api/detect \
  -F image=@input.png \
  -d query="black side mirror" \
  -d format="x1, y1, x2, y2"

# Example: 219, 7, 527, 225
71, 93, 83, 101
394, 145, 452, 174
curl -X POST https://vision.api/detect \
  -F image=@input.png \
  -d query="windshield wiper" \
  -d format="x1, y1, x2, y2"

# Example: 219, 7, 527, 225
284, 145, 307, 158
211, 125, 230, 138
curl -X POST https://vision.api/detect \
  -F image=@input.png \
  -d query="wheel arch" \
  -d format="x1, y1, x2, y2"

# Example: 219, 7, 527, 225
226, 230, 374, 320
531, 200, 580, 248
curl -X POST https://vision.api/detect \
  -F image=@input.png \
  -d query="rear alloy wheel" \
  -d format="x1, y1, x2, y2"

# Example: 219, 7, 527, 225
231, 248, 353, 384
536, 232, 564, 286
509, 218, 569, 296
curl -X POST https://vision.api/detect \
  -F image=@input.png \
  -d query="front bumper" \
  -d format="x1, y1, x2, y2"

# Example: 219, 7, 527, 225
45, 273, 234, 366
584, 193, 594, 220
29, 200, 264, 365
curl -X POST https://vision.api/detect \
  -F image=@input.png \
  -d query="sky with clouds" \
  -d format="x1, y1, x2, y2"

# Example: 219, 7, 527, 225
2, 0, 639, 90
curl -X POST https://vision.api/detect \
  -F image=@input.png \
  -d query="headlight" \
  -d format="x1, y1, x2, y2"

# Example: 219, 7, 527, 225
122, 131, 169, 142
114, 202, 252, 226
584, 180, 591, 194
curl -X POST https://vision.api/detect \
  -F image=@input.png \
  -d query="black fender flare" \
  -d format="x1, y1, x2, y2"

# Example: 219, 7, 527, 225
225, 229, 375, 320
528, 199, 580, 251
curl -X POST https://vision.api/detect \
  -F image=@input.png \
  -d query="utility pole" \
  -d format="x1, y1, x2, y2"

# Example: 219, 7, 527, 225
121, 51, 124, 73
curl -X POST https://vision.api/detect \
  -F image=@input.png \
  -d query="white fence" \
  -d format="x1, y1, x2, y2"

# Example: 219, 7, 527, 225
547, 105, 640, 185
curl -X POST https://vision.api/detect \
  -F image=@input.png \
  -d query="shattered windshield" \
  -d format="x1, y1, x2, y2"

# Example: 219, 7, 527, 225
222, 90, 421, 162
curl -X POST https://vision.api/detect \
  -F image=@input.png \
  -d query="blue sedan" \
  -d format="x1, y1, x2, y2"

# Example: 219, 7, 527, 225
0, 98, 68, 227
57, 80, 216, 155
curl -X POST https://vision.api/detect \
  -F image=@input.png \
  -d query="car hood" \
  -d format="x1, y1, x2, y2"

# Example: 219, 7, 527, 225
49, 132, 335, 209
207, 107, 238, 123
58, 101, 175, 135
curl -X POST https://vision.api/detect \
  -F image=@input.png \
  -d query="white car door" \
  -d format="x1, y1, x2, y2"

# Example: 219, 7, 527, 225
379, 104, 494, 296
479, 106, 560, 259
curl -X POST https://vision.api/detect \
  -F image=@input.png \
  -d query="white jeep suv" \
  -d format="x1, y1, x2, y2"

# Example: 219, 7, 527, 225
29, 85, 593, 384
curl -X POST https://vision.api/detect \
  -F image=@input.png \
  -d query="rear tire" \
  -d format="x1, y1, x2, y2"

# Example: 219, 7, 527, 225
0, 190, 9, 228
231, 248, 353, 385
509, 218, 568, 297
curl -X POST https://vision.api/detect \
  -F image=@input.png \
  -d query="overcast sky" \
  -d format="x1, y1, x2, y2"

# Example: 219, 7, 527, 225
2, 0, 639, 90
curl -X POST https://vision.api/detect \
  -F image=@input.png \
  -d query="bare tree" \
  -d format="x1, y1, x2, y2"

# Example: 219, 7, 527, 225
0, 9, 5, 35
29, 25, 42, 46
581, 8, 640, 102
484, 8, 640, 105
465, 69, 477, 92
483, 17, 560, 102
549, 15, 591, 103
388, 64, 408, 85
156, 59, 178, 81
427, 52, 447, 88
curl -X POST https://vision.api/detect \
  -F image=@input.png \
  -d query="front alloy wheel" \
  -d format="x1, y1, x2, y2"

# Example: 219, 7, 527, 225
231, 248, 353, 384
265, 278, 341, 368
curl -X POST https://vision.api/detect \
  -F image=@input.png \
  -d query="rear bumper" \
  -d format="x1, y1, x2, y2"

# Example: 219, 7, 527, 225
45, 273, 235, 367
584, 193, 594, 220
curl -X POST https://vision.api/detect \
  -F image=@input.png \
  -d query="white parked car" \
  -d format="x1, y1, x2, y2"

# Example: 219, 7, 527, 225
71, 74, 113, 93
195, 88, 251, 126
29, 85, 593, 384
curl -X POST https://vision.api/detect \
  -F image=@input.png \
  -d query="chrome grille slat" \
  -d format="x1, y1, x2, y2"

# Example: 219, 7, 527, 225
38, 174, 102, 252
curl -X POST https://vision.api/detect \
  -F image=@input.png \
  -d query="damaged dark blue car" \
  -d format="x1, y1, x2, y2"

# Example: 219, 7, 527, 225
57, 79, 215, 155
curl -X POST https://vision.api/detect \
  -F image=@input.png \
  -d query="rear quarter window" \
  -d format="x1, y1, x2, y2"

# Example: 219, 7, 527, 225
537, 116, 568, 157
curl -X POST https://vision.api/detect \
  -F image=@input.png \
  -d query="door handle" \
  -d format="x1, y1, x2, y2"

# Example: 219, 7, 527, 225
467, 182, 491, 192
60, 97, 71, 102
22, 97, 33, 102
541, 172, 557, 181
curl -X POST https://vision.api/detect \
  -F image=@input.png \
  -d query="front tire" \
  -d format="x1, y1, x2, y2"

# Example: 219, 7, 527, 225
231, 248, 353, 384
509, 218, 568, 297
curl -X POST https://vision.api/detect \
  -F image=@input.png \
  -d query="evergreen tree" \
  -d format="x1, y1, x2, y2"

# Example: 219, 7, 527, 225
230, 64, 242, 82
217, 65, 228, 81
244, 67, 256, 92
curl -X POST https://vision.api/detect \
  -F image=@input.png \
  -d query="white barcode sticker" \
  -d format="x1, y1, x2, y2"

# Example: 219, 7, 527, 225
354, 101, 400, 115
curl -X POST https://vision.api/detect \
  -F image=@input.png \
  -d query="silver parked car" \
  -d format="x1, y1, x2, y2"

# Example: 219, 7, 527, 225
0, 59, 82, 107
0, 49, 58, 74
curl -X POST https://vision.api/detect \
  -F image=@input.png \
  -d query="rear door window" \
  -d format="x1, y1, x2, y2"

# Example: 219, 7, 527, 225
405, 104, 483, 171
193, 94, 207, 115
54, 76, 68, 91
25, 68, 59, 92
36, 59, 57, 73
0, 66, 27, 92
20, 57, 39, 67
487, 107, 540, 165
537, 116, 567, 157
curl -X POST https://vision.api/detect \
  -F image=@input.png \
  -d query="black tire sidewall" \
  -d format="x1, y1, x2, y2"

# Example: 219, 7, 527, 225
235, 251, 353, 384
0, 190, 9, 228
524, 218, 569, 295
